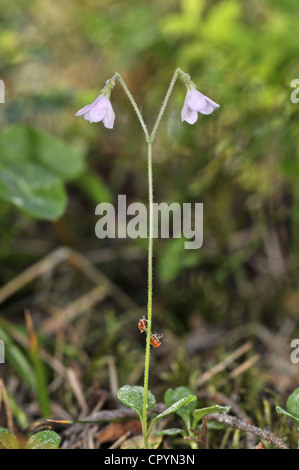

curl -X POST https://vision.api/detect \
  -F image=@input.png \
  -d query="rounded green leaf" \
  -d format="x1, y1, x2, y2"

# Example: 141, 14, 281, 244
0, 159, 66, 220
155, 395, 197, 421
148, 395, 197, 436
0, 125, 85, 181
287, 388, 299, 419
0, 124, 85, 220
164, 387, 198, 427
0, 427, 19, 449
276, 406, 299, 426
117, 385, 156, 420
26, 430, 61, 449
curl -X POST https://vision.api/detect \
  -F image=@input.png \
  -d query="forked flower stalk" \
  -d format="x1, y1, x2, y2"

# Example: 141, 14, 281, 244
75, 68, 219, 448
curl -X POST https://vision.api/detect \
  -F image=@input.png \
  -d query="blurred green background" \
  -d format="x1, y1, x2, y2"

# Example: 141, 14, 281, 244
0, 0, 299, 443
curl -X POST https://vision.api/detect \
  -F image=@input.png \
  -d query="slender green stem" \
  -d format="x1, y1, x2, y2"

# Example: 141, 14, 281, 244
150, 68, 191, 142
113, 72, 150, 142
142, 141, 153, 448
110, 70, 187, 448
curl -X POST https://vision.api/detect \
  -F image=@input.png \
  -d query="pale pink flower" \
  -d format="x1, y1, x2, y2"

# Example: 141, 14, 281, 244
181, 86, 220, 124
75, 94, 115, 128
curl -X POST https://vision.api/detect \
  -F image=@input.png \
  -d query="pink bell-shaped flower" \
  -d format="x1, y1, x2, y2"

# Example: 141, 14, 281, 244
75, 94, 115, 129
181, 86, 220, 124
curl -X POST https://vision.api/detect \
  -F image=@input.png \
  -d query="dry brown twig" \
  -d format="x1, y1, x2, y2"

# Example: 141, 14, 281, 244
205, 413, 288, 449
0, 247, 140, 337
0, 247, 138, 312
229, 353, 260, 379
197, 341, 253, 387
41, 284, 108, 334
109, 431, 131, 449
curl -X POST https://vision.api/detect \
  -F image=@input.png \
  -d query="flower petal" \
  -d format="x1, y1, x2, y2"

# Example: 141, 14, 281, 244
75, 104, 92, 116
203, 95, 220, 109
181, 102, 198, 124
187, 90, 207, 113
185, 108, 198, 124
102, 99, 115, 129
197, 103, 215, 115
181, 100, 188, 121
182, 86, 220, 119
75, 94, 115, 127
87, 106, 106, 123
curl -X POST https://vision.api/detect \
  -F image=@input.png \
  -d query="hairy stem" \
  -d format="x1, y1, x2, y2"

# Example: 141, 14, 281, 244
110, 70, 186, 448
142, 141, 153, 448
150, 67, 190, 142
113, 72, 150, 142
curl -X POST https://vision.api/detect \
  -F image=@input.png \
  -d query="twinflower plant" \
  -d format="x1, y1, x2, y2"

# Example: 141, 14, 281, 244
76, 68, 220, 448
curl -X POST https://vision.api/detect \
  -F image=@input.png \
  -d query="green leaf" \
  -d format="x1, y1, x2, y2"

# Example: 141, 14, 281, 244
117, 385, 156, 421
193, 405, 231, 418
149, 395, 197, 436
193, 405, 231, 428
155, 395, 197, 421
276, 406, 299, 427
0, 427, 19, 449
206, 421, 225, 430
0, 124, 85, 220
0, 125, 85, 181
155, 428, 185, 437
164, 387, 198, 429
0, 159, 66, 220
286, 388, 299, 419
25, 430, 61, 449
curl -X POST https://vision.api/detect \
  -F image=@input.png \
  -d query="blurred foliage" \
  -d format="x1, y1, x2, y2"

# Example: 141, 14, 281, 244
0, 0, 299, 446
0, 0, 298, 323
0, 125, 84, 219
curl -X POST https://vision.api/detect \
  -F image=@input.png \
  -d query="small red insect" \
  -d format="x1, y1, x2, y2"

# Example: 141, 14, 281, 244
138, 316, 148, 333
150, 333, 163, 348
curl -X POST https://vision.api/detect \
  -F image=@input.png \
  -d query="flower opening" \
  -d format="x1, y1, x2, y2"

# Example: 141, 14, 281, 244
75, 94, 115, 128
181, 86, 220, 124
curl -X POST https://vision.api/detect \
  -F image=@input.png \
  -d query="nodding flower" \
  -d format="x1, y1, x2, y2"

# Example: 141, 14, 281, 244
181, 86, 220, 124
75, 94, 115, 128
